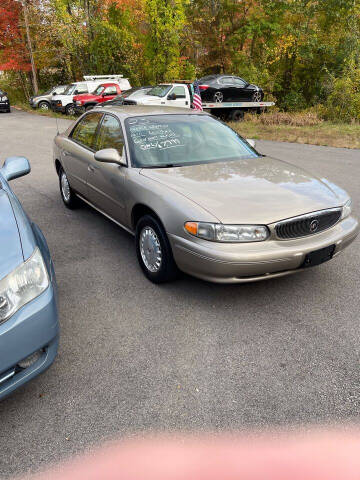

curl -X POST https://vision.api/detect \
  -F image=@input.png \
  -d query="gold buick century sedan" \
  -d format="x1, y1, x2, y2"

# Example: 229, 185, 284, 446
53, 106, 359, 284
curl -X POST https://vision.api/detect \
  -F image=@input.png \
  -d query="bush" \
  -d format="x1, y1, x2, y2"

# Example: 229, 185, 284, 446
323, 62, 360, 123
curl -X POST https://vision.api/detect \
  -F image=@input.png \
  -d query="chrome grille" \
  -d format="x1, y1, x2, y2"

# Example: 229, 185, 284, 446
275, 208, 342, 239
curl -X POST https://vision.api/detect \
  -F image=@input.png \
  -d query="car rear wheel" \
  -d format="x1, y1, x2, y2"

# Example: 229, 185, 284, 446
38, 101, 50, 111
85, 104, 94, 111
65, 104, 76, 116
59, 167, 78, 209
213, 91, 224, 103
135, 215, 178, 283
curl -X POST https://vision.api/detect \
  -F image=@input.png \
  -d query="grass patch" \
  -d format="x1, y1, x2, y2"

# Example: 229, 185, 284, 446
13, 103, 76, 120
230, 112, 360, 149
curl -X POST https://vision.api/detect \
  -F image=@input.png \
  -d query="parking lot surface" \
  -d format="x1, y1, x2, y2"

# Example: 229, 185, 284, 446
0, 109, 360, 479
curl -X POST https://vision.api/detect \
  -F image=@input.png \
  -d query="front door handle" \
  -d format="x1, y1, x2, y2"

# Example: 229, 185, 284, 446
88, 164, 95, 173
62, 150, 71, 156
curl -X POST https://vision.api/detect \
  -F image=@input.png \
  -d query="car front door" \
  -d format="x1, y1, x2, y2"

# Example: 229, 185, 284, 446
165, 86, 189, 107
99, 85, 119, 104
232, 77, 249, 100
62, 112, 103, 196
86, 114, 127, 224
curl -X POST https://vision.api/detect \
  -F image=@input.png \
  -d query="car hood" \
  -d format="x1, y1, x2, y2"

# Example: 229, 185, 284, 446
140, 157, 348, 224
135, 95, 164, 105
0, 189, 23, 279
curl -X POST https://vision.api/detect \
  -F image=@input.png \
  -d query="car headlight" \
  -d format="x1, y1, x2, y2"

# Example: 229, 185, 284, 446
184, 222, 269, 242
76, 101, 82, 106
341, 199, 352, 219
0, 248, 49, 324
1, 96, 8, 101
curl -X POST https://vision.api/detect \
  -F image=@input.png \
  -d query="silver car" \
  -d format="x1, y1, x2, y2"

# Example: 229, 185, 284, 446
53, 106, 359, 284
29, 85, 68, 111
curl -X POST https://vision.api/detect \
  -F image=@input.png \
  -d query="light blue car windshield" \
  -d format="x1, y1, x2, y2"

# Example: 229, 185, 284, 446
125, 114, 259, 168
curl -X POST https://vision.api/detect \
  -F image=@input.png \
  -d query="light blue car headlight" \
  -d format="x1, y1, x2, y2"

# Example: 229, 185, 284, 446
0, 248, 49, 324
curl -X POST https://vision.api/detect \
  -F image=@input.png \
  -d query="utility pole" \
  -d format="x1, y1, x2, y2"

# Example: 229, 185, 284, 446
16, 0, 39, 95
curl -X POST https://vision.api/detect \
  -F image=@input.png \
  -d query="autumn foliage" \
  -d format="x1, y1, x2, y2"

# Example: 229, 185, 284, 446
0, 0, 31, 71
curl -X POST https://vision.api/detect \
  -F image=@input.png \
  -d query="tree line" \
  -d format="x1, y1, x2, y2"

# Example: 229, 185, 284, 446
1, 0, 360, 120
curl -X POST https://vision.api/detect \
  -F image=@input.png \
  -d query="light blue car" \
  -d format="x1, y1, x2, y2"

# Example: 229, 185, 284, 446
0, 156, 59, 400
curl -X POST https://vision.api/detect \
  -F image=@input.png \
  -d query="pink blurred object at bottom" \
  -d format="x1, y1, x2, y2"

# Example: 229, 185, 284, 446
26, 430, 360, 480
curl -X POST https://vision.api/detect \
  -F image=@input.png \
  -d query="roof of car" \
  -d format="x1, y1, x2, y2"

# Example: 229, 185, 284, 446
94, 105, 209, 118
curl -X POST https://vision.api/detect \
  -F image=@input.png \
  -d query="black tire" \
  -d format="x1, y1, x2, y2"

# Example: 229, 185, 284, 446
6, 108, 11, 113
229, 109, 244, 121
59, 167, 79, 209
85, 104, 94, 111
135, 215, 178, 283
38, 101, 50, 111
65, 104, 76, 116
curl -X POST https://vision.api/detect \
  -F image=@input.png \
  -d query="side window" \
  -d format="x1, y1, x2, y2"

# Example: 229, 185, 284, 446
172, 86, 186, 98
219, 77, 233, 85
103, 86, 118, 96
71, 113, 103, 150
233, 77, 246, 87
75, 83, 88, 94
96, 114, 124, 155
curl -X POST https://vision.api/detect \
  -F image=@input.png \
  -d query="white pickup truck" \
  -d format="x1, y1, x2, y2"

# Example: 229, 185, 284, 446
124, 83, 274, 121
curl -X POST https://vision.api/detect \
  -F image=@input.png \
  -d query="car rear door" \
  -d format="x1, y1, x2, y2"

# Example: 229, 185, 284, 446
86, 113, 127, 225
62, 112, 103, 196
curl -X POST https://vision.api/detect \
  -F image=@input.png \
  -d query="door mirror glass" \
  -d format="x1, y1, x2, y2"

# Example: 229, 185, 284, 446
246, 138, 256, 148
167, 93, 176, 100
94, 148, 126, 166
1, 156, 31, 181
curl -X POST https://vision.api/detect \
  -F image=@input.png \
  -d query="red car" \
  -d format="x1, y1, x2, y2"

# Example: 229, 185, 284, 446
73, 83, 121, 114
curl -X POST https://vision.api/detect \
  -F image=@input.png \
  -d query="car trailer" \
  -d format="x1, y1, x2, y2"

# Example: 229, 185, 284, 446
202, 101, 275, 121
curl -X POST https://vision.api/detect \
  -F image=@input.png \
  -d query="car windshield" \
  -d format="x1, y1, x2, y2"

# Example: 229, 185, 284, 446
63, 84, 77, 95
125, 115, 259, 168
127, 88, 151, 98
146, 85, 171, 97
93, 85, 105, 95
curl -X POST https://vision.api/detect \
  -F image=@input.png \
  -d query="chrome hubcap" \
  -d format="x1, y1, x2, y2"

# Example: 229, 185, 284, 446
61, 172, 71, 202
140, 227, 162, 273
253, 91, 261, 102
214, 91, 223, 103
40, 103, 49, 110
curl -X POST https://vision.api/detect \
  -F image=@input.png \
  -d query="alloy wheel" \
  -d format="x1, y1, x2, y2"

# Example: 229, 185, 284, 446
213, 91, 224, 103
252, 91, 262, 102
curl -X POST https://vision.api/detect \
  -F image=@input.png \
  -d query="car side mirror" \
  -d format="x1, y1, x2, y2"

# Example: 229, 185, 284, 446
167, 93, 176, 100
94, 148, 126, 166
246, 139, 256, 148
1, 156, 31, 181
52, 92, 56, 95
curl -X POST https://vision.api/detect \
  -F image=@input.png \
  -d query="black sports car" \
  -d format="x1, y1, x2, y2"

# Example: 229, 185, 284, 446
0, 88, 10, 113
198, 75, 264, 103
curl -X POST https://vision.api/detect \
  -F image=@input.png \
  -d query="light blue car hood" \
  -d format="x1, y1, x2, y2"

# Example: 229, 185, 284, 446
0, 189, 23, 279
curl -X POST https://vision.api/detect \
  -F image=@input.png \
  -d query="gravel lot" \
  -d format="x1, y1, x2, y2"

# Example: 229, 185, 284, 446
0, 109, 359, 479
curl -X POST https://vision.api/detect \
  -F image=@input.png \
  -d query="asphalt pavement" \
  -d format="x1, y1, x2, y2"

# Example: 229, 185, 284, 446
0, 109, 360, 479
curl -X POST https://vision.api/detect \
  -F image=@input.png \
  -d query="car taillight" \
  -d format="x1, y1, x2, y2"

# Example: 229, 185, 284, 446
199, 85, 209, 91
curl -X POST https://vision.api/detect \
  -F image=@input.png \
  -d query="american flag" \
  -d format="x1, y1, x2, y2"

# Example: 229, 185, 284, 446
192, 81, 203, 111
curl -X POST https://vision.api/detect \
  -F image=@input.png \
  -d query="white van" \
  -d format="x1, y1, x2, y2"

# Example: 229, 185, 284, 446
51, 75, 131, 115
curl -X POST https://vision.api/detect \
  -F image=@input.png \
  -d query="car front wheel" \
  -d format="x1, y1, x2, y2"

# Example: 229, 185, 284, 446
59, 167, 78, 209
65, 104, 76, 116
38, 101, 50, 111
252, 91, 262, 102
135, 215, 178, 283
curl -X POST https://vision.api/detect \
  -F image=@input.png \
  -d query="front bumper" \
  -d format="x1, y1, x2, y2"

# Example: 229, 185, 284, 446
51, 101, 65, 113
169, 215, 359, 283
0, 284, 59, 399
0, 101, 10, 112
